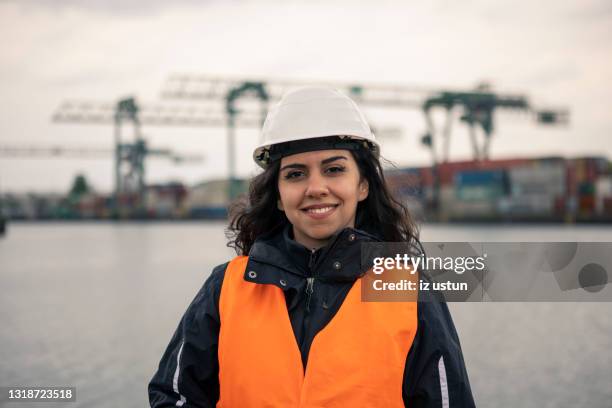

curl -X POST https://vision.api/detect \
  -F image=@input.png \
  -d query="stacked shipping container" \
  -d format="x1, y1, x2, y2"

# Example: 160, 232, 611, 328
2, 156, 610, 222
387, 156, 612, 222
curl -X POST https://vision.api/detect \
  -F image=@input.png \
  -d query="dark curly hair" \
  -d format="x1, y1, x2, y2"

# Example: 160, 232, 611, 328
226, 146, 419, 255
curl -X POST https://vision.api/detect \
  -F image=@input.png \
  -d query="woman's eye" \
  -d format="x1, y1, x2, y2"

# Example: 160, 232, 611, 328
325, 166, 346, 174
284, 170, 304, 180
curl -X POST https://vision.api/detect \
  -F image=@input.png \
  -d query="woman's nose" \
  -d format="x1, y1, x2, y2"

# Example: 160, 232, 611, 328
305, 173, 329, 197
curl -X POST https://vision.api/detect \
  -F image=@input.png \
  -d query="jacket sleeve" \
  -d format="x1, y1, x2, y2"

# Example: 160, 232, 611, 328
402, 286, 476, 407
148, 262, 228, 408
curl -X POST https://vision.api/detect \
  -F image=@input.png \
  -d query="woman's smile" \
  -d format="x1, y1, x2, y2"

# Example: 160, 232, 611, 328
301, 203, 339, 219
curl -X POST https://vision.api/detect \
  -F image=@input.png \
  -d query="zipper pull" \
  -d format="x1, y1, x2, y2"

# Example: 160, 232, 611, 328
305, 277, 315, 313
308, 248, 317, 270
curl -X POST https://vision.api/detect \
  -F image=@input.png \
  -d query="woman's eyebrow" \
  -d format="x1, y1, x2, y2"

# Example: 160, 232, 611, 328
279, 163, 306, 172
280, 156, 347, 171
321, 156, 348, 165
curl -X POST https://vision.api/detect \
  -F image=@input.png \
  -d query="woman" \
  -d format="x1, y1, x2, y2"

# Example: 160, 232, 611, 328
149, 87, 475, 407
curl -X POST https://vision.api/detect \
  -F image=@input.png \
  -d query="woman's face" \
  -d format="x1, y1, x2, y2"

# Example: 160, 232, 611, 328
277, 149, 369, 249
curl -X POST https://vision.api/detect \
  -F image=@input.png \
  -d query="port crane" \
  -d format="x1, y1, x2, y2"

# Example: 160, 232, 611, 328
420, 83, 568, 163
51, 97, 211, 212
52, 76, 569, 206
0, 141, 203, 216
160, 75, 569, 201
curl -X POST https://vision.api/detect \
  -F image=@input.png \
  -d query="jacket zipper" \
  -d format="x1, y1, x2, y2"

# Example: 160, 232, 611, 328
304, 233, 345, 313
305, 277, 314, 312
305, 248, 317, 313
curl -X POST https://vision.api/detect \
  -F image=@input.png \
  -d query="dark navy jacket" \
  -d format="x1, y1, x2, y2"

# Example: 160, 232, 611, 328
149, 225, 475, 407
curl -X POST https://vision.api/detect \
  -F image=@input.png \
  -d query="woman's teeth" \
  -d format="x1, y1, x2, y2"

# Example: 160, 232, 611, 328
307, 206, 334, 214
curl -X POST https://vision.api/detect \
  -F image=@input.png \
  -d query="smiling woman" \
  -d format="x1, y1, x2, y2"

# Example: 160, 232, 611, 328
149, 87, 475, 407
277, 150, 369, 249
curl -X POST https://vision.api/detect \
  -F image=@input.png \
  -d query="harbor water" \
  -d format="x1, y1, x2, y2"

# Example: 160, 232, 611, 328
1, 222, 611, 407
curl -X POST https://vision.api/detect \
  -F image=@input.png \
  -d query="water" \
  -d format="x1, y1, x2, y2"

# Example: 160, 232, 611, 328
1, 222, 611, 407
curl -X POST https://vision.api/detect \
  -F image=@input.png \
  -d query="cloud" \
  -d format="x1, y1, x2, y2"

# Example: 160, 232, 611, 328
0, 0, 611, 192
2, 0, 219, 16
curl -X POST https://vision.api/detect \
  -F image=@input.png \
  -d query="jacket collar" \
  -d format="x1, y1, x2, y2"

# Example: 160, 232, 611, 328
246, 223, 381, 285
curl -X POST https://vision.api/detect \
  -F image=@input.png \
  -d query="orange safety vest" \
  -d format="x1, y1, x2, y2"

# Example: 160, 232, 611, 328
217, 255, 418, 408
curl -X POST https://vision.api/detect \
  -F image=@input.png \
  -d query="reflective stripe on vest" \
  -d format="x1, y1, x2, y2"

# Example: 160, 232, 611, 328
217, 255, 418, 408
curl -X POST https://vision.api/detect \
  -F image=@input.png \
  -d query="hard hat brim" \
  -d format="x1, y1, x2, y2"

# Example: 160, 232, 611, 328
253, 134, 379, 169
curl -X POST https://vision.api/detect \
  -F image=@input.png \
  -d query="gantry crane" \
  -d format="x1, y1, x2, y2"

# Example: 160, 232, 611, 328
160, 75, 569, 195
0, 142, 202, 214
51, 97, 209, 214
52, 76, 569, 211
420, 83, 569, 163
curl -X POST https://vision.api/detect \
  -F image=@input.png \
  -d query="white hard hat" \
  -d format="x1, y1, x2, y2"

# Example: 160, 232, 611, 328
253, 86, 379, 168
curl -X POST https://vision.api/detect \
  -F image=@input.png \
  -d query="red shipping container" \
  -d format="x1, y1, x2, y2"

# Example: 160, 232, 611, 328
579, 196, 595, 212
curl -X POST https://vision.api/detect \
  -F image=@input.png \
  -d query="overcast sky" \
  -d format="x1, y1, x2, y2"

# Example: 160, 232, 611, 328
1, 0, 611, 193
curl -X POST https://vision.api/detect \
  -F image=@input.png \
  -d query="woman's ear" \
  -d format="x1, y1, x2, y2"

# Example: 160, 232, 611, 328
277, 199, 284, 211
358, 179, 369, 202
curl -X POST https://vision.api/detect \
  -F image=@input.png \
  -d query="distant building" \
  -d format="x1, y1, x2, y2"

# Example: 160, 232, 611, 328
144, 182, 188, 218
185, 179, 248, 219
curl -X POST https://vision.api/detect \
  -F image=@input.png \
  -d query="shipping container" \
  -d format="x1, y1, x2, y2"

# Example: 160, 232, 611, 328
448, 200, 498, 219
385, 167, 423, 199
144, 182, 187, 218
436, 158, 530, 185
502, 161, 566, 216
595, 176, 612, 216
438, 186, 455, 221
454, 169, 509, 201
602, 198, 612, 217
77, 193, 107, 219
